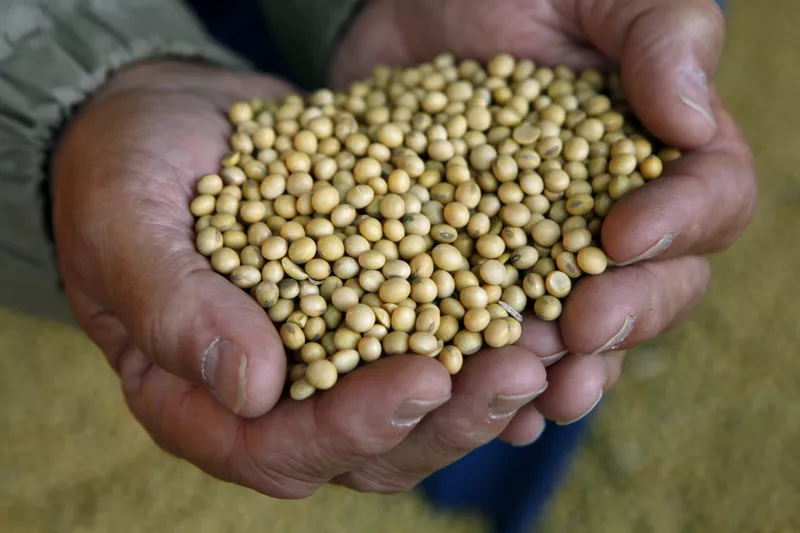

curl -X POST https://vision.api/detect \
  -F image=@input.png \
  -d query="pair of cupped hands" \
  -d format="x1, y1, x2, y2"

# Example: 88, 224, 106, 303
54, 0, 755, 497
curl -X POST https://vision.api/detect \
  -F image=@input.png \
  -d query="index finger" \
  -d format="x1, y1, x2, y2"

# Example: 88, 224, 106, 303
600, 98, 757, 266
568, 0, 726, 148
121, 349, 452, 498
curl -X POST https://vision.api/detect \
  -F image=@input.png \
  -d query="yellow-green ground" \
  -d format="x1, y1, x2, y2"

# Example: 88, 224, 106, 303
2, 1, 797, 531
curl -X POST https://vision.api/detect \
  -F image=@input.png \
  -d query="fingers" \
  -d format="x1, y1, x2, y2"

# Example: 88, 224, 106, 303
336, 346, 547, 493
498, 403, 547, 446
534, 350, 625, 424
54, 91, 290, 418
602, 104, 757, 266
516, 314, 569, 365
559, 255, 711, 357
104, 206, 286, 419
330, 0, 611, 88
93, 60, 296, 111
122, 350, 452, 498
336, 0, 726, 149
573, 0, 726, 147
506, 351, 625, 430
101, 162, 286, 419
54, 70, 299, 418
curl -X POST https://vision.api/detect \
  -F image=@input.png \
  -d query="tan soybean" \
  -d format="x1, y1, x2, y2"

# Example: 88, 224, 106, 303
194, 53, 676, 399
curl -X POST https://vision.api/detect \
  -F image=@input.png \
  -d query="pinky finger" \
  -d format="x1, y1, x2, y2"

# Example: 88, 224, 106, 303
498, 403, 547, 447
601, 350, 626, 392
534, 350, 626, 425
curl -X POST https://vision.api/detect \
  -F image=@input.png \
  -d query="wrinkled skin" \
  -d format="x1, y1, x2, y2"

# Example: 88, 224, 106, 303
53, 0, 755, 497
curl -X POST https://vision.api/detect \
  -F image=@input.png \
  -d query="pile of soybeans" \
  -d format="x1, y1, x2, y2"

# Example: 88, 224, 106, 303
189, 53, 680, 400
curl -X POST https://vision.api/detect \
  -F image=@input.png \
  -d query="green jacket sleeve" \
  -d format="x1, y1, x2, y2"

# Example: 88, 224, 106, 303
260, 0, 366, 89
0, 0, 251, 324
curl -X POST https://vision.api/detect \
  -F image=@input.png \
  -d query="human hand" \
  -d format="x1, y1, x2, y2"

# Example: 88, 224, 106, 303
52, 60, 551, 497
331, 0, 757, 460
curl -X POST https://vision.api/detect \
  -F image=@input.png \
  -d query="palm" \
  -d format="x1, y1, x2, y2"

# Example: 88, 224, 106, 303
56, 89, 274, 361
53, 78, 299, 473
331, 0, 608, 88
51, 65, 548, 495
331, 0, 754, 429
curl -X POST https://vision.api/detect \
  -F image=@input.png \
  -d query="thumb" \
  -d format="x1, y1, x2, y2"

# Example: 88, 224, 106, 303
54, 67, 295, 418
101, 194, 287, 419
577, 0, 725, 148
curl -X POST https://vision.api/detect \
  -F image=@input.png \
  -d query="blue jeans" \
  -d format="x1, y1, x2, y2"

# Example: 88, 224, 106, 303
184, 2, 726, 532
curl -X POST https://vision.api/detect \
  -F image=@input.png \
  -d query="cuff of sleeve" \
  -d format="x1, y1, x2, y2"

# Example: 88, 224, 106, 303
260, 0, 366, 89
0, 0, 251, 322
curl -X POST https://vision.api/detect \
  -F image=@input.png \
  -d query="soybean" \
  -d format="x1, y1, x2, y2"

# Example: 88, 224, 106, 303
193, 52, 678, 400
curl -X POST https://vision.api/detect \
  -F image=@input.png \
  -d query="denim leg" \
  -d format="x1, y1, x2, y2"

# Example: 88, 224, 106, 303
418, 414, 594, 533
183, 0, 291, 76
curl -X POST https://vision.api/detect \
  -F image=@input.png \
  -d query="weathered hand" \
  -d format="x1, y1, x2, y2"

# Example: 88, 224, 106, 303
330, 0, 757, 469
52, 60, 551, 498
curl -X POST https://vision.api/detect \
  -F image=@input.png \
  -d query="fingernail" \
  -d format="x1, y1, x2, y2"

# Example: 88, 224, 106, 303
202, 337, 248, 414
392, 395, 451, 428
556, 390, 603, 426
577, 315, 635, 357
677, 58, 716, 127
613, 233, 674, 267
489, 383, 548, 420
511, 422, 547, 447
539, 350, 568, 366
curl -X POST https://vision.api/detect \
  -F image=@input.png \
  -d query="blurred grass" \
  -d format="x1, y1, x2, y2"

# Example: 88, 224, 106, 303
0, 307, 487, 533
2, 0, 797, 532
541, 1, 800, 531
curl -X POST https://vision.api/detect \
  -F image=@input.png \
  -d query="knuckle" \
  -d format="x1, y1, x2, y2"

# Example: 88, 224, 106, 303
128, 385, 193, 463
738, 162, 759, 227
741, 183, 759, 227
644, 256, 710, 331
136, 263, 206, 372
316, 402, 400, 459
145, 429, 185, 461
341, 434, 391, 458
636, 262, 681, 332
601, 351, 626, 391
430, 417, 497, 456
708, 121, 758, 252
694, 256, 713, 291
702, 0, 727, 32
137, 284, 178, 370
688, 257, 712, 309
118, 346, 155, 400
294, 436, 356, 477
229, 426, 322, 499
340, 464, 419, 495
718, 167, 758, 252
332, 423, 395, 458
672, 0, 724, 37
679, 257, 711, 311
